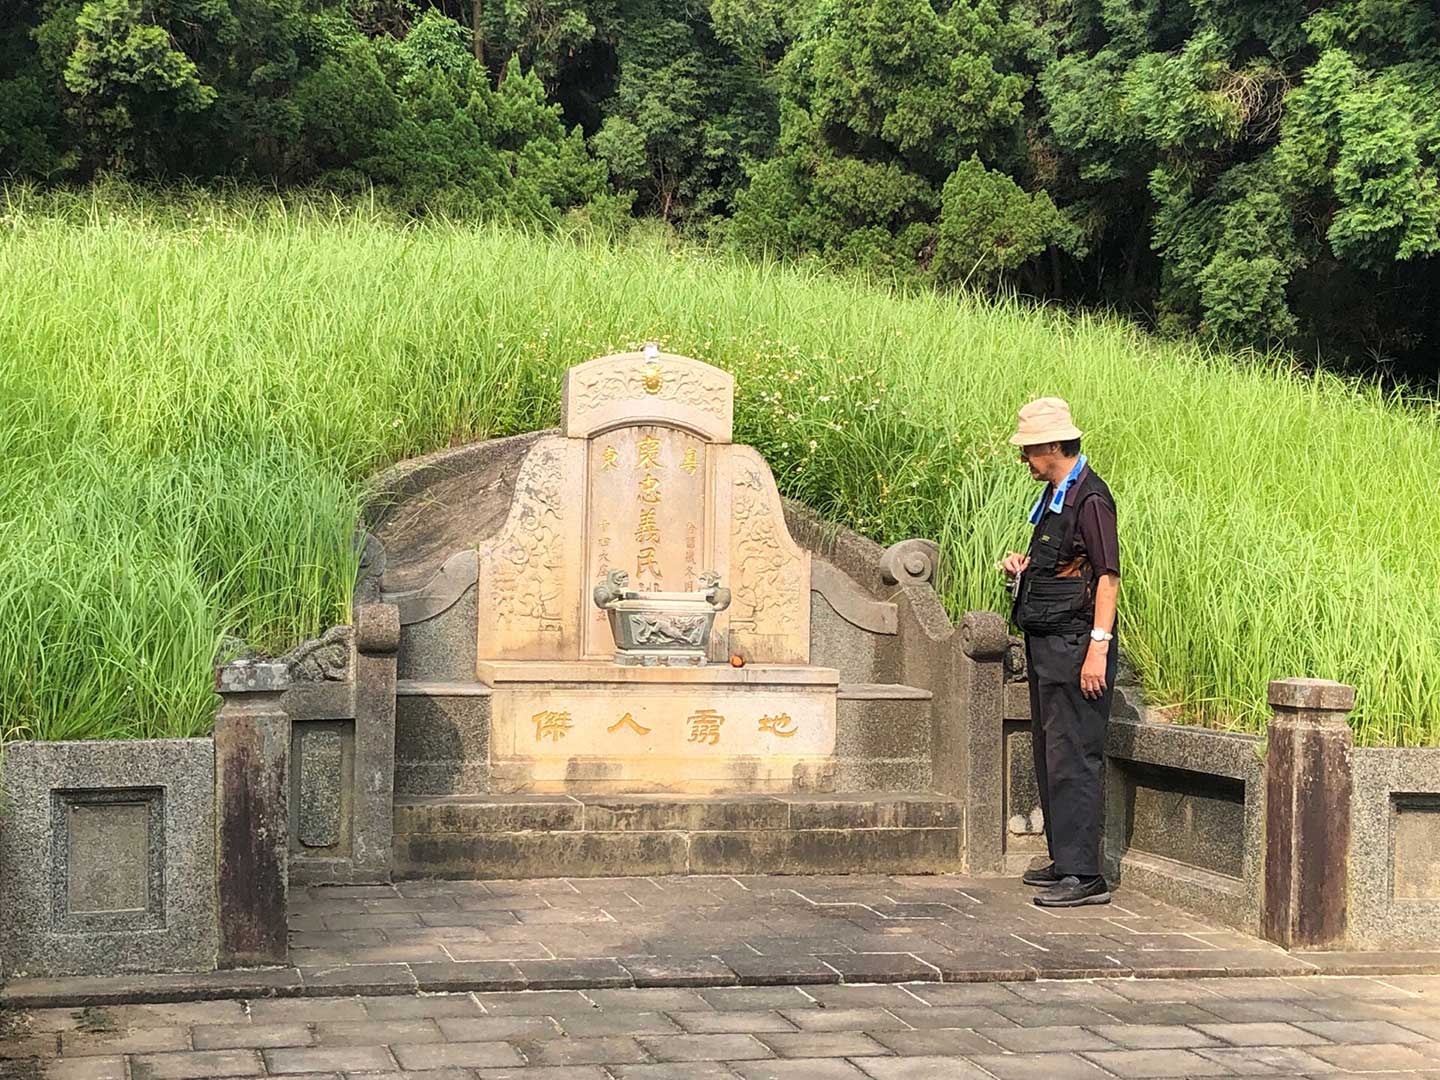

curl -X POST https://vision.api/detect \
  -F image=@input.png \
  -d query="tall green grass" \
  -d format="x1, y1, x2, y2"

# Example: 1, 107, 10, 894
3, 186, 1438, 745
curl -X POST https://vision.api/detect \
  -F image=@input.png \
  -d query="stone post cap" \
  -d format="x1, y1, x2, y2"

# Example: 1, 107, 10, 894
960, 610, 1009, 660
215, 659, 290, 695
1267, 677, 1356, 712
355, 603, 401, 654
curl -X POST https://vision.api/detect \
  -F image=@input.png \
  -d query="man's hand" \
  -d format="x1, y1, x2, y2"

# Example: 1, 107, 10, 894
1080, 642, 1108, 700
1001, 552, 1031, 576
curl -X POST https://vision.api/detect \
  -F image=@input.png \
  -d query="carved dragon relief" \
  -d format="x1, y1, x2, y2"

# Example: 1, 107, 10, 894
572, 360, 731, 422
486, 443, 567, 632
730, 465, 804, 635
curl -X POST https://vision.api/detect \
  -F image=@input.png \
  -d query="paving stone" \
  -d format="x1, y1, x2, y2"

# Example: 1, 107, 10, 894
191, 1022, 315, 1049
607, 1065, 742, 1080
618, 956, 739, 988
991, 1003, 1120, 1028
975, 1024, 1119, 1053
850, 1056, 994, 1079
299, 964, 417, 996
1007, 982, 1133, 1006
669, 1011, 798, 1034
902, 984, 1028, 1007
778, 1009, 911, 1033
129, 1049, 266, 1079
753, 1032, 891, 1057
1297, 1019, 1428, 1043
1079, 1048, 1234, 1077
799, 986, 923, 1010
0, 1031, 58, 1058
1100, 980, 1226, 1004
338, 1071, 469, 1080
515, 960, 633, 991
1309, 1042, 1440, 1070
716, 954, 840, 987
436, 1015, 561, 1042
887, 1005, 1013, 1029
1192, 1021, 1329, 1046
1082, 1023, 1220, 1049
363, 995, 485, 1020
467, 990, 591, 1016
1192, 1045, 1339, 1075
246, 997, 368, 1023
264, 1045, 397, 1073
314, 1019, 444, 1045
864, 1029, 1000, 1056
409, 962, 526, 993
471, 1069, 612, 1080
517, 1035, 650, 1066
586, 988, 711, 1013
636, 1033, 774, 1061
729, 1060, 870, 1079
552, 1011, 680, 1038
39, 1056, 127, 1080
1195, 999, 1327, 1023
965, 1053, 1116, 1080
1307, 999, 1432, 1022
815, 954, 940, 984
59, 1027, 190, 1056
698, 987, 817, 1011
110, 1002, 251, 1027
389, 1040, 528, 1069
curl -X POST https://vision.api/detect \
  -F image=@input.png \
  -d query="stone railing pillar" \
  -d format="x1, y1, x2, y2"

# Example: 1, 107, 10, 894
1263, 677, 1356, 949
214, 660, 291, 968
351, 603, 401, 880
955, 611, 1009, 875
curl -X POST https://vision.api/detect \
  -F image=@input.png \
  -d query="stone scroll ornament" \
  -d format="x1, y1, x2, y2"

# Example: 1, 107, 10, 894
593, 569, 732, 666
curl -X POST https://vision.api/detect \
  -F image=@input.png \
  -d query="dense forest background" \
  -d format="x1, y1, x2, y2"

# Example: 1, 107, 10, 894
3, 0, 1438, 379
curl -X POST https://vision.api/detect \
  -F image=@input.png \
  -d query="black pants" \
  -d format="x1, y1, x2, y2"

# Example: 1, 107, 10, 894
1026, 630, 1117, 878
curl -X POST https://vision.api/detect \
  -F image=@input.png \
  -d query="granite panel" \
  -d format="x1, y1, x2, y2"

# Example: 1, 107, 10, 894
1350, 747, 1440, 949
0, 739, 217, 977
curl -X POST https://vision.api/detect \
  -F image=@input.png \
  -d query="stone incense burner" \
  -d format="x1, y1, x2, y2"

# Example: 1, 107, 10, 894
592, 569, 732, 667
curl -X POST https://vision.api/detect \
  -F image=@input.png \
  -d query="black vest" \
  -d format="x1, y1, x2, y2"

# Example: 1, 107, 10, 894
1013, 467, 1115, 635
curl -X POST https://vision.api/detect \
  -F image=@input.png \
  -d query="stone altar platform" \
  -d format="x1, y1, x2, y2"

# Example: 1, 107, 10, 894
479, 660, 839, 794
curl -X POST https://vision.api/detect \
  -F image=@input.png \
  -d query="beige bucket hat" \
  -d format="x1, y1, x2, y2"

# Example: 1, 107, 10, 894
1008, 397, 1083, 446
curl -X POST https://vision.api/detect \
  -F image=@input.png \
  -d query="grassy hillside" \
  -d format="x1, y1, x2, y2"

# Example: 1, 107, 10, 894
3, 188, 1438, 746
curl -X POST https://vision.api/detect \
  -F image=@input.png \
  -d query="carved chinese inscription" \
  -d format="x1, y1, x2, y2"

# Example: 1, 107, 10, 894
758, 713, 798, 737
608, 712, 652, 735
533, 710, 573, 742
687, 708, 724, 745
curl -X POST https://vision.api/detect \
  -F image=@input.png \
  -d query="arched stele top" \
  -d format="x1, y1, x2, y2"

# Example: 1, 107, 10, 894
561, 349, 734, 442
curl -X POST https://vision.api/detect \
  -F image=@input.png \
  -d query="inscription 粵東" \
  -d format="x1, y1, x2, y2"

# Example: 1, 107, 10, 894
492, 445, 567, 632
687, 708, 724, 745
681, 447, 699, 475
574, 361, 730, 421
533, 710, 573, 742
730, 466, 803, 635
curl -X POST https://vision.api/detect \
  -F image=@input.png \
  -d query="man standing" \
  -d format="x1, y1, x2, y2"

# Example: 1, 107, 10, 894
1001, 398, 1120, 908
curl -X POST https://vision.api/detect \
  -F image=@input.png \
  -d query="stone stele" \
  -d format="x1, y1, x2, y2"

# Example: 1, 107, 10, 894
474, 349, 837, 794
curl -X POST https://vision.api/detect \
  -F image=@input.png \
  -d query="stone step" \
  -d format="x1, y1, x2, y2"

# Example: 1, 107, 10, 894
392, 792, 963, 879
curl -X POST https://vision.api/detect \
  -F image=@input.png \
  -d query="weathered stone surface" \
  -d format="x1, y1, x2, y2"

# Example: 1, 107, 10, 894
1120, 761, 1246, 879
1349, 747, 1440, 949
297, 729, 344, 849
214, 690, 289, 968
1264, 679, 1356, 950
0, 739, 217, 978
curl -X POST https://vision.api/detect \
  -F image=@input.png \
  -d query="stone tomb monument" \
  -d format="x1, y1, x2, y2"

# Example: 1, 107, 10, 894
473, 348, 840, 793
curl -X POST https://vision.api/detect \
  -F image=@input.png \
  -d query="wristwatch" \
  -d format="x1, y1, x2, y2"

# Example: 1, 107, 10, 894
1089, 628, 1114, 643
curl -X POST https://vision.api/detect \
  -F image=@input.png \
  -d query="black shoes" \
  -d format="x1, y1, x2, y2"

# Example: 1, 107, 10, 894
1022, 863, 1063, 887
1033, 875, 1111, 907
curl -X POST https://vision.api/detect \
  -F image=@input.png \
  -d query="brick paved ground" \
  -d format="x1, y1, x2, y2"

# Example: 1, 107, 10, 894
7, 876, 1438, 1011
7, 973, 1440, 1077
278, 875, 1436, 989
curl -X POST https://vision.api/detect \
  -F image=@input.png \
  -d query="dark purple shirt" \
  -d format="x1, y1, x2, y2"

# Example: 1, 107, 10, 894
1046, 465, 1121, 579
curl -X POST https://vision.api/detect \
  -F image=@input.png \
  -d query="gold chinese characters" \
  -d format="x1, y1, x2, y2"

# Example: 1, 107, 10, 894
687, 708, 724, 745
532, 710, 573, 742
758, 713, 798, 737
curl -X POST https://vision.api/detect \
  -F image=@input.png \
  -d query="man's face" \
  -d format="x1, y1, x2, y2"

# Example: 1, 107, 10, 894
1019, 442, 1060, 482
